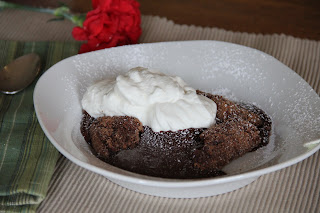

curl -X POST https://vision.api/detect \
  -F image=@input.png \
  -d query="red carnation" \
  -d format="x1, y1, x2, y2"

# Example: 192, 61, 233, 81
72, 0, 142, 53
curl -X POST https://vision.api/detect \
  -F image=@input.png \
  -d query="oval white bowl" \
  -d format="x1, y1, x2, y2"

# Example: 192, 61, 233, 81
34, 41, 320, 198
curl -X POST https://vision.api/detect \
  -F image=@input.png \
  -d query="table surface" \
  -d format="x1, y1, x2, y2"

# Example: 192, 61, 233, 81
8, 0, 320, 40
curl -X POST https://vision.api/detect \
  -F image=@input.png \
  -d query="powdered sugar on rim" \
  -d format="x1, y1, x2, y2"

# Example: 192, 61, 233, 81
34, 40, 320, 198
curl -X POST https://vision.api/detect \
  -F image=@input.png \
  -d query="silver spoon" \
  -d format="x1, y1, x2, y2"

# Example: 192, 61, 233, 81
0, 53, 41, 94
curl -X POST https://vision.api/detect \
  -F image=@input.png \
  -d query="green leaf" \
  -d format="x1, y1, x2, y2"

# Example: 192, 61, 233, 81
47, 17, 65, 22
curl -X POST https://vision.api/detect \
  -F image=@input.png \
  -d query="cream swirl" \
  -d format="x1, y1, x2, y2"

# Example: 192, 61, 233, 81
82, 67, 217, 132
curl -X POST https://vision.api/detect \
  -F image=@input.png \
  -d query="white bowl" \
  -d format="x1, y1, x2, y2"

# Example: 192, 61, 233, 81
34, 41, 320, 198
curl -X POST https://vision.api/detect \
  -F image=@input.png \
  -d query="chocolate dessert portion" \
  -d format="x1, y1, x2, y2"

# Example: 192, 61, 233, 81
197, 91, 272, 148
194, 118, 261, 173
81, 91, 272, 179
87, 115, 144, 160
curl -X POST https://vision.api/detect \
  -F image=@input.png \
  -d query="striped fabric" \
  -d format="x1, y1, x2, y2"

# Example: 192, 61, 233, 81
0, 41, 81, 212
0, 11, 319, 213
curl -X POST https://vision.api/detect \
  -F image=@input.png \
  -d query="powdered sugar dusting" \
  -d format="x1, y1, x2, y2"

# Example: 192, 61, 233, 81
37, 41, 320, 179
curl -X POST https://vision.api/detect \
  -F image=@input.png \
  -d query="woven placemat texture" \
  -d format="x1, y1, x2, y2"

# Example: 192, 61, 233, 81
0, 9, 319, 213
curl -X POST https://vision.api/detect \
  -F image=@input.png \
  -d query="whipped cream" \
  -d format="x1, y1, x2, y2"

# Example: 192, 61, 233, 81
82, 67, 217, 132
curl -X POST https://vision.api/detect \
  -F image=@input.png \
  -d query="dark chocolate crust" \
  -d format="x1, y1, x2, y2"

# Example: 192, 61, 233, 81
81, 91, 272, 179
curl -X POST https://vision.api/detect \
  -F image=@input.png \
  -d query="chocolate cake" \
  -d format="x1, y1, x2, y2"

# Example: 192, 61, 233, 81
80, 91, 272, 179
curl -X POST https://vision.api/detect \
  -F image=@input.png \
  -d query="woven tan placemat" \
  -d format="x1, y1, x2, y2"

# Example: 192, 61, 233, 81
0, 9, 319, 213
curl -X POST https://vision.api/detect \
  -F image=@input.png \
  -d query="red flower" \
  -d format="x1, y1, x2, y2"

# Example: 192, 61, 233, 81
72, 0, 142, 53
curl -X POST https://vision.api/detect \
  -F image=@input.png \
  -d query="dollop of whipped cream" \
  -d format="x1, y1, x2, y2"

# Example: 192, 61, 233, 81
82, 67, 217, 132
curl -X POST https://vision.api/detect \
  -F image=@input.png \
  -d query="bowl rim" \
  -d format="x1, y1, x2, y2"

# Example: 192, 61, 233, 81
33, 40, 320, 188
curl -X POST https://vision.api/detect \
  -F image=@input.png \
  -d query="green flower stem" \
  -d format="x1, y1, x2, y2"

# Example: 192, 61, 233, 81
0, 1, 85, 27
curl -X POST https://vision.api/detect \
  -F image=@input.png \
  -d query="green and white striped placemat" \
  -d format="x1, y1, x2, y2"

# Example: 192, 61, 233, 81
0, 40, 81, 213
